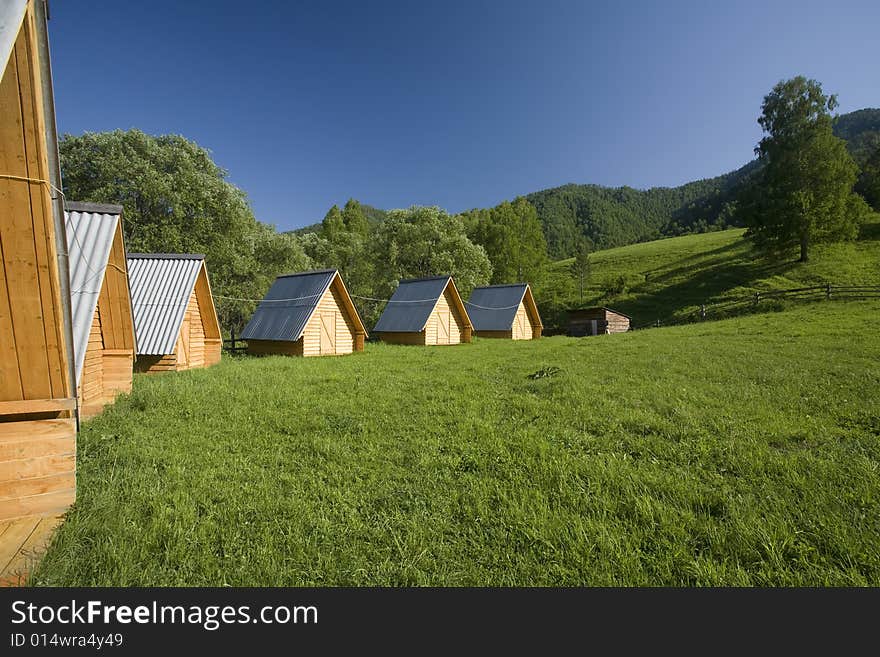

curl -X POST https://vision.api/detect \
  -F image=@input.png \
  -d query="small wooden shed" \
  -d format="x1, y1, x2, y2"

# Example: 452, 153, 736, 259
467, 283, 543, 340
241, 269, 366, 356
127, 254, 222, 373
373, 276, 473, 345
567, 307, 631, 336
65, 202, 136, 418
0, 0, 78, 522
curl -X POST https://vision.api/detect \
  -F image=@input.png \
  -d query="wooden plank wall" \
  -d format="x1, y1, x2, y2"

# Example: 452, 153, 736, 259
188, 288, 205, 369
475, 330, 513, 339
134, 354, 177, 374
0, 3, 76, 522
247, 339, 304, 356
0, 6, 71, 405
78, 308, 104, 417
377, 331, 427, 346
605, 311, 630, 333
425, 288, 466, 345
301, 281, 358, 356
512, 303, 529, 340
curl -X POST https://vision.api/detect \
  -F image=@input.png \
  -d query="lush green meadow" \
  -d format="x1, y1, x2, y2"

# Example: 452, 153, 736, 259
545, 214, 880, 324
33, 300, 880, 586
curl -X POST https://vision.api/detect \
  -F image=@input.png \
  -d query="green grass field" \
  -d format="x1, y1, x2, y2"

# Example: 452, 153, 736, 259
32, 300, 880, 586
545, 214, 880, 324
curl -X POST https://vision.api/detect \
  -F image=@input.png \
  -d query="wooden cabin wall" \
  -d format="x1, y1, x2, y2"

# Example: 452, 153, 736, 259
78, 308, 104, 417
606, 311, 630, 333
377, 331, 427, 345
0, 8, 70, 405
247, 339, 304, 356
512, 303, 530, 340
135, 354, 177, 373
302, 282, 358, 356
0, 3, 76, 521
474, 330, 513, 339
425, 288, 467, 345
193, 265, 221, 366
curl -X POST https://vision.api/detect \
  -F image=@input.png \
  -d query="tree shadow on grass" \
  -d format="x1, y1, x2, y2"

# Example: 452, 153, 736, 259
614, 254, 796, 323
642, 240, 750, 285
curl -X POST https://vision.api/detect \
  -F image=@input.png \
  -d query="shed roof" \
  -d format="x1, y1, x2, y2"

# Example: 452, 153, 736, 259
127, 254, 205, 355
466, 283, 534, 332
65, 203, 124, 385
569, 306, 632, 320
373, 276, 468, 333
240, 269, 365, 342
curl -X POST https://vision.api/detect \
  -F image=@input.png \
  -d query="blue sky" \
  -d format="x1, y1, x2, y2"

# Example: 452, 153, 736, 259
48, 1, 879, 230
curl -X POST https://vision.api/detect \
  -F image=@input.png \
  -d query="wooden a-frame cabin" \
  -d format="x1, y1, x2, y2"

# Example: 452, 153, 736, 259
65, 202, 136, 418
0, 0, 78, 522
241, 269, 367, 356
372, 276, 473, 346
127, 254, 222, 373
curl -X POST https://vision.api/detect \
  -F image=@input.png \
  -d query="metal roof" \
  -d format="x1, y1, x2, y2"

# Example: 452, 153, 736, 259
239, 269, 337, 342
65, 204, 122, 385
127, 254, 204, 355
0, 0, 26, 74
466, 284, 529, 331
569, 306, 632, 320
372, 276, 452, 333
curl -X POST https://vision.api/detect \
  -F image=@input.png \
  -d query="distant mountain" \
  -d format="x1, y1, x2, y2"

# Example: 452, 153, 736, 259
527, 108, 879, 258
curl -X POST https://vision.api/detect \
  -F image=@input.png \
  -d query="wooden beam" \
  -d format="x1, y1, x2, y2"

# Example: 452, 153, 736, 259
0, 398, 75, 416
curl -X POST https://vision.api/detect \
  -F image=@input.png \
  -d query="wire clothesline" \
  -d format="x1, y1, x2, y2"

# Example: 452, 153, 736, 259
0, 173, 107, 287
213, 291, 523, 310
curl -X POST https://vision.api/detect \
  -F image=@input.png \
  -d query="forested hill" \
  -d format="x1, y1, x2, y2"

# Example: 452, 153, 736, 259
526, 163, 754, 258
528, 107, 880, 258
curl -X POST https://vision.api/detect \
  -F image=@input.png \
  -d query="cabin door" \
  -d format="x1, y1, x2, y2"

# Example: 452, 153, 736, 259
514, 308, 527, 339
179, 313, 191, 365
320, 312, 336, 354
436, 311, 450, 345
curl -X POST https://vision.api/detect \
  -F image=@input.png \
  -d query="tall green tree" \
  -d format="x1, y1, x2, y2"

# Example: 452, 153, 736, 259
371, 206, 492, 300
464, 197, 549, 286
59, 129, 311, 332
321, 204, 345, 240
856, 138, 880, 211
569, 236, 592, 303
341, 198, 370, 235
738, 77, 865, 262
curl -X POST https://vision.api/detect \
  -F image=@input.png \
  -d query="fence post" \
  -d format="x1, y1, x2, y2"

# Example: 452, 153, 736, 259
754, 292, 760, 306
700, 304, 706, 320
826, 283, 832, 300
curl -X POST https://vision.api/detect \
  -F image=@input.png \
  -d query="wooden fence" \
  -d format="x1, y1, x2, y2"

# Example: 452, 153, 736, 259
632, 283, 880, 330
223, 329, 248, 354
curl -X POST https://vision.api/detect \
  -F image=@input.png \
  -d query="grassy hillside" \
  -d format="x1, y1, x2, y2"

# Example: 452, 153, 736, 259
32, 301, 880, 586
542, 214, 880, 326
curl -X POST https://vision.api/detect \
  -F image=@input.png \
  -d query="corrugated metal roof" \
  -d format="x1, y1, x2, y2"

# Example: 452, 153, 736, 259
65, 204, 122, 386
239, 269, 336, 342
372, 276, 451, 333
127, 254, 204, 355
466, 284, 528, 332
0, 0, 27, 74
569, 306, 632, 320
